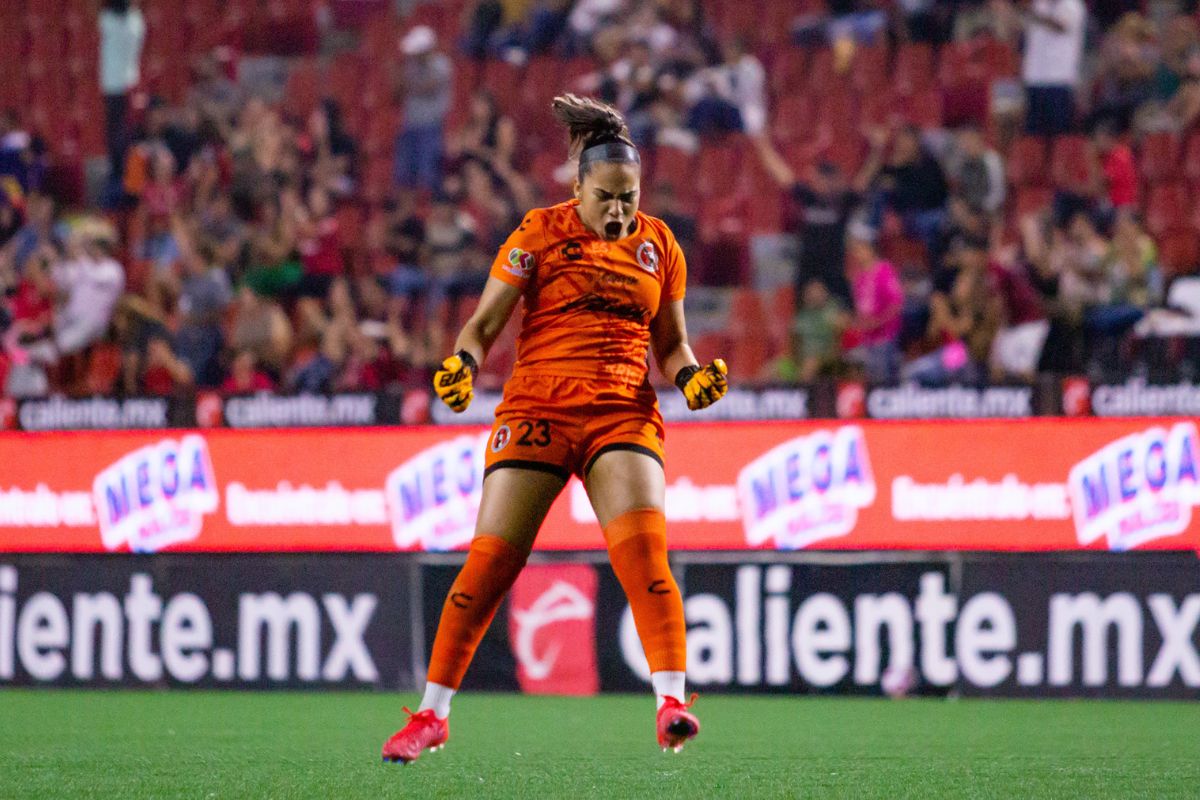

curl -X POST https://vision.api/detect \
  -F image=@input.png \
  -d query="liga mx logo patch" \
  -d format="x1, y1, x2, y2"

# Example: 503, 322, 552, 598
636, 241, 658, 274
505, 248, 535, 278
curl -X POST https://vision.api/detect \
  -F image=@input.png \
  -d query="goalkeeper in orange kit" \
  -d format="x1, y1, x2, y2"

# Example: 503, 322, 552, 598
382, 94, 729, 764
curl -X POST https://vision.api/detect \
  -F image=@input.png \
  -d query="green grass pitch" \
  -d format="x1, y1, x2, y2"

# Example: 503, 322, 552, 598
1, 690, 1197, 799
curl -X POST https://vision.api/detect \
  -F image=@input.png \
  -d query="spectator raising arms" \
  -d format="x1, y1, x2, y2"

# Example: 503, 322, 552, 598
860, 124, 949, 250
1017, 0, 1087, 136
99, 0, 145, 186
9, 0, 1200, 404
752, 134, 875, 307
393, 26, 453, 192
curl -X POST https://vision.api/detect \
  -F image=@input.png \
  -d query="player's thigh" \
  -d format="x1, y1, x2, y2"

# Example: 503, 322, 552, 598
583, 449, 665, 529
475, 466, 567, 554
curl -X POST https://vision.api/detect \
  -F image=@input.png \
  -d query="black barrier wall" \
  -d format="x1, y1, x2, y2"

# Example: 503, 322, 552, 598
0, 555, 416, 689
1, 553, 1197, 698
9, 378, 1200, 431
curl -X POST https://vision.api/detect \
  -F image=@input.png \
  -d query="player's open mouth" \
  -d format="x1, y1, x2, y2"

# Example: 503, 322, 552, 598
604, 221, 622, 238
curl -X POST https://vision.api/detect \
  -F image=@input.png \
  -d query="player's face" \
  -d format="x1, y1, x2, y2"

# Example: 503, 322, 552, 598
575, 161, 641, 241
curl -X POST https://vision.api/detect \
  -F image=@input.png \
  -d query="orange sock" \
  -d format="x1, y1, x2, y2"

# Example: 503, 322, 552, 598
427, 535, 527, 690
604, 508, 686, 673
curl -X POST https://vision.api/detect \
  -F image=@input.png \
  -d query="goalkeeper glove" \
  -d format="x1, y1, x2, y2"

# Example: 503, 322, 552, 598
433, 350, 478, 413
675, 359, 728, 411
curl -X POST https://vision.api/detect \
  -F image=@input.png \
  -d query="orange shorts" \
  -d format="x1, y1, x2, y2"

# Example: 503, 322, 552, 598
483, 373, 666, 481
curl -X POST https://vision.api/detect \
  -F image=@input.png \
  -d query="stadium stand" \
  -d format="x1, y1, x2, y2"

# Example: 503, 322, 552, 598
1, 0, 1200, 402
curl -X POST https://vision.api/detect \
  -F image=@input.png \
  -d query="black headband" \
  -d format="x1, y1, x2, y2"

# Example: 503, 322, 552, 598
578, 141, 640, 178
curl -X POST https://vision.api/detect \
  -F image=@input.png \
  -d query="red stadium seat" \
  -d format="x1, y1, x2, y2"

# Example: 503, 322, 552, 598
729, 288, 766, 331
1050, 135, 1093, 193
803, 48, 835, 96
903, 87, 944, 129
894, 43, 935, 94
689, 330, 732, 366
980, 37, 1020, 80
521, 56, 563, 111
283, 58, 321, 120
710, 0, 762, 39
742, 156, 785, 232
1013, 186, 1054, 218
750, 189, 785, 234
404, 2, 454, 42
726, 287, 773, 379
768, 47, 808, 101
859, 88, 901, 128
359, 14, 402, 59
1139, 132, 1180, 186
815, 89, 860, 137
850, 44, 888, 94
362, 108, 401, 157
771, 93, 812, 143
650, 146, 696, 196
820, 131, 866, 177
328, 52, 368, 112
1183, 132, 1200, 184
530, 151, 567, 199
765, 284, 796, 350
482, 61, 522, 112
697, 141, 744, 198
336, 203, 366, 246
938, 42, 989, 127
696, 206, 750, 286
1007, 136, 1048, 187
362, 156, 395, 204
881, 236, 928, 273
1145, 183, 1191, 238
1157, 230, 1200, 276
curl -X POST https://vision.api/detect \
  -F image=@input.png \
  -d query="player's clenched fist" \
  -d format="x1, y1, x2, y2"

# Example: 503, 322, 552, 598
675, 359, 728, 411
433, 351, 479, 413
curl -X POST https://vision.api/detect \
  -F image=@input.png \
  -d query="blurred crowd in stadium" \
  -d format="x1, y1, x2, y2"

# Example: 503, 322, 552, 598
2, 0, 1200, 401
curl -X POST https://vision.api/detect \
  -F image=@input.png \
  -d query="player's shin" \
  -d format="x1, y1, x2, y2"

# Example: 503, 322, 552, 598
423, 534, 528, 716
603, 508, 687, 703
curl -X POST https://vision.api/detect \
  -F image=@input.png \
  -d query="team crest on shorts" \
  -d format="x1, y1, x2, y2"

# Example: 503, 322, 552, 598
505, 248, 535, 278
636, 241, 659, 274
492, 424, 512, 452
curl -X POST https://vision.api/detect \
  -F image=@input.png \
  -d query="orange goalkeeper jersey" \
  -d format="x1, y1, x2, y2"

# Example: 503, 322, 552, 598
488, 200, 687, 389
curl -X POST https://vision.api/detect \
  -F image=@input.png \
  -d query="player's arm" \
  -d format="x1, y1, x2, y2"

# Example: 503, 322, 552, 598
433, 278, 521, 413
650, 299, 728, 411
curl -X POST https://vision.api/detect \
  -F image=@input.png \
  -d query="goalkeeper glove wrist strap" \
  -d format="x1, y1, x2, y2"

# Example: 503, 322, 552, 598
674, 364, 701, 392
455, 349, 479, 377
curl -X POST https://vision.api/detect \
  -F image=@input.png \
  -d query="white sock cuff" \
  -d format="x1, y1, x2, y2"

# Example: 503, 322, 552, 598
651, 670, 686, 710
418, 681, 456, 720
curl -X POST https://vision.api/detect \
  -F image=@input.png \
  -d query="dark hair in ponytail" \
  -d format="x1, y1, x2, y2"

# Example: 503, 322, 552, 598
551, 94, 635, 160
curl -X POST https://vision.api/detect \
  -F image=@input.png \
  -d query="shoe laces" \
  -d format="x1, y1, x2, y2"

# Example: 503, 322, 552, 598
663, 693, 698, 711
402, 706, 435, 724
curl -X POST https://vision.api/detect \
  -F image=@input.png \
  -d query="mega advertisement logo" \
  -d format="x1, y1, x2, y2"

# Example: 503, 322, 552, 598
1068, 422, 1200, 551
506, 565, 599, 695
385, 433, 488, 551
93, 435, 219, 553
736, 427, 876, 549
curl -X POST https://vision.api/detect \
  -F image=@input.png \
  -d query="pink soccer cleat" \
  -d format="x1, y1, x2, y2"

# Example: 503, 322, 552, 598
656, 694, 700, 753
381, 707, 449, 764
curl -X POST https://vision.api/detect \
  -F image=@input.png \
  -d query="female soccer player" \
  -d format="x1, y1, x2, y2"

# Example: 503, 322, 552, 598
382, 94, 729, 764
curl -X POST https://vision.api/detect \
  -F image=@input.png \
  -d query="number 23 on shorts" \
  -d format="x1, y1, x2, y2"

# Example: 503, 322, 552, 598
515, 420, 552, 447
491, 419, 553, 453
